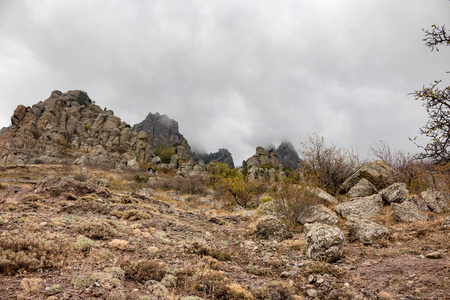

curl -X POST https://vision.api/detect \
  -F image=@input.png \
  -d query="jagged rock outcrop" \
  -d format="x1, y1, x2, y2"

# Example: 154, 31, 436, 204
275, 140, 302, 170
0, 90, 154, 168
305, 223, 344, 262
193, 148, 235, 169
244, 146, 285, 181
347, 178, 378, 198
420, 190, 448, 213
133, 112, 190, 151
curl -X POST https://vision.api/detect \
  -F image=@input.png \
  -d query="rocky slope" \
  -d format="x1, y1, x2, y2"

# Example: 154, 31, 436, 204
0, 90, 155, 169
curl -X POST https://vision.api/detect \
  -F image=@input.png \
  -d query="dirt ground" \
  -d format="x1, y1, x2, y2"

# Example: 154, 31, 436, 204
0, 165, 448, 299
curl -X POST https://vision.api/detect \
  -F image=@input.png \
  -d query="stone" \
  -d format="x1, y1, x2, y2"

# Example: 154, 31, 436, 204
425, 251, 442, 259
340, 160, 394, 192
391, 200, 429, 222
297, 204, 338, 225
334, 194, 383, 220
420, 190, 448, 213
306, 289, 318, 297
305, 223, 345, 262
347, 178, 378, 198
443, 216, 450, 228
244, 146, 285, 181
255, 217, 293, 241
307, 187, 337, 204
379, 182, 409, 203
346, 218, 389, 244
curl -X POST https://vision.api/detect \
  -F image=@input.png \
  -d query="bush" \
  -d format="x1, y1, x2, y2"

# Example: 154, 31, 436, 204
121, 259, 166, 282
147, 175, 209, 195
300, 133, 360, 194
76, 221, 118, 240
154, 146, 175, 164
217, 175, 267, 208
134, 173, 150, 183
269, 181, 319, 226
0, 232, 68, 275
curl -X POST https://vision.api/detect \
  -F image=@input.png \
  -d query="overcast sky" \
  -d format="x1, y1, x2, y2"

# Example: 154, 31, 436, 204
1, 0, 449, 165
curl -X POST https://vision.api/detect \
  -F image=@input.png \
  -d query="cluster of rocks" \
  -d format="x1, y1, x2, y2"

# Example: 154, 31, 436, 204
255, 160, 449, 263
244, 146, 286, 180
0, 90, 153, 169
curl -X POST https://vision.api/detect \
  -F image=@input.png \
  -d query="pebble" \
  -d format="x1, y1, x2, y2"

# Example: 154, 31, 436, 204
344, 282, 350, 288
426, 251, 442, 259
316, 275, 324, 284
307, 275, 315, 283
329, 289, 341, 299
306, 288, 318, 297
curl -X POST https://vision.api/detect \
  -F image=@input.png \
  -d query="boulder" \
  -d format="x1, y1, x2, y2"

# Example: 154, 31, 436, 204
307, 187, 337, 204
391, 200, 429, 222
379, 182, 408, 204
347, 178, 378, 198
420, 190, 448, 213
340, 160, 393, 192
346, 218, 389, 244
255, 217, 292, 241
305, 223, 345, 262
297, 204, 338, 225
334, 194, 383, 220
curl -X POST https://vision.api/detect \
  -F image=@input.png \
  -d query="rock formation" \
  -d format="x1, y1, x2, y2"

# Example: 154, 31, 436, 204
133, 112, 190, 151
0, 90, 154, 169
244, 146, 285, 180
275, 140, 302, 170
193, 148, 235, 169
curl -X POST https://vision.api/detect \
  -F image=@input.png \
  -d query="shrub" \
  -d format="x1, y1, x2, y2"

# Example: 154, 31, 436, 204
154, 146, 175, 164
76, 221, 118, 240
216, 175, 267, 208
300, 133, 360, 194
69, 90, 92, 106
110, 209, 151, 221
121, 259, 166, 282
147, 175, 209, 195
187, 242, 232, 262
269, 181, 319, 226
0, 232, 68, 275
73, 237, 95, 251
134, 173, 150, 183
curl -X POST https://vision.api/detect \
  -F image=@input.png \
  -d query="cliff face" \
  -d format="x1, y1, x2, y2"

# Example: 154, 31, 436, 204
193, 148, 235, 169
0, 90, 153, 169
133, 112, 191, 152
276, 141, 302, 170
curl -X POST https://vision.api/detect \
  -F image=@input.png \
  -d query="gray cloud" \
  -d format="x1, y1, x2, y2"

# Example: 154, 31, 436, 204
1, 0, 449, 164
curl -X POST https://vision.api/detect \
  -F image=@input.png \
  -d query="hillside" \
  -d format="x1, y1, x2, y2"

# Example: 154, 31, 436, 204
0, 91, 448, 299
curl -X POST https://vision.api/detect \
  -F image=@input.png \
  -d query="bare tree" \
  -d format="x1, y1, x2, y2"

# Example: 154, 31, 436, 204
410, 24, 450, 165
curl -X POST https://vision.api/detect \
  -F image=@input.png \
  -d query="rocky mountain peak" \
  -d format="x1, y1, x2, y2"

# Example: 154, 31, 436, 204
276, 140, 302, 170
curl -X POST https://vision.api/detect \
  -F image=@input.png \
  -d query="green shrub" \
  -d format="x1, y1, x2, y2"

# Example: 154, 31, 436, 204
121, 259, 166, 282
134, 173, 150, 183
76, 221, 118, 240
69, 91, 92, 106
154, 146, 175, 164
73, 237, 95, 251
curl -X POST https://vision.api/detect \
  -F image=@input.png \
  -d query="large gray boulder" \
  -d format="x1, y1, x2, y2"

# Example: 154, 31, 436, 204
305, 223, 345, 262
420, 190, 448, 213
340, 160, 393, 192
255, 217, 292, 241
347, 178, 378, 198
391, 200, 429, 222
307, 187, 337, 204
297, 204, 338, 225
334, 194, 383, 220
346, 218, 389, 244
379, 182, 408, 204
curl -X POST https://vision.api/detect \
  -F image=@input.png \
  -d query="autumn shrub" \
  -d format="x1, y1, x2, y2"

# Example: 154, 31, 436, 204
300, 133, 360, 194
187, 242, 232, 262
216, 175, 267, 208
269, 181, 319, 226
76, 220, 118, 240
110, 209, 151, 221
147, 175, 210, 195
186, 269, 230, 299
0, 232, 69, 275
134, 173, 150, 183
121, 259, 166, 282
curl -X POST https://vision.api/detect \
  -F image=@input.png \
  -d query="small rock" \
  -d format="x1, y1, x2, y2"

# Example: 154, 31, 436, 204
306, 288, 318, 297
316, 275, 324, 284
344, 282, 350, 288
426, 251, 442, 259
307, 275, 315, 283
419, 254, 425, 259
329, 289, 341, 299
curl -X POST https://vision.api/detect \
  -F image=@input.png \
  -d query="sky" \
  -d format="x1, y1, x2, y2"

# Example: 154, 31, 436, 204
0, 0, 449, 165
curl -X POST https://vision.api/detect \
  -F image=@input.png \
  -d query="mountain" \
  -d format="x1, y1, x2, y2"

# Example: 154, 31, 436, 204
276, 140, 302, 170
193, 148, 235, 169
0, 90, 153, 169
132, 112, 191, 152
